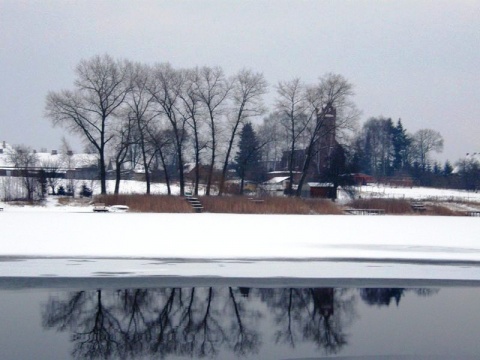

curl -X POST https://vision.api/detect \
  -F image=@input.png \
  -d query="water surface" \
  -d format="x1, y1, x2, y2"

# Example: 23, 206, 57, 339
1, 283, 479, 359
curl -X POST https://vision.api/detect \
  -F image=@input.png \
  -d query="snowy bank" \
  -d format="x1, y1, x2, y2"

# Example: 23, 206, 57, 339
1, 209, 480, 284
2, 212, 479, 261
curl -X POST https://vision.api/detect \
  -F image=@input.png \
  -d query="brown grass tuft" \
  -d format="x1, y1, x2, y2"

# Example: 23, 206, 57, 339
57, 197, 72, 206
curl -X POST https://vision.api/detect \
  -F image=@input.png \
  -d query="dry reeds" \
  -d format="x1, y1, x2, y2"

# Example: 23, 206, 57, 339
197, 196, 343, 215
347, 198, 413, 214
424, 204, 462, 216
92, 194, 465, 216
94, 194, 343, 214
94, 194, 192, 213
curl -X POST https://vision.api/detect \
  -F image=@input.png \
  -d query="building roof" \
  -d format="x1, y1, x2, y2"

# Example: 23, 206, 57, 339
0, 142, 97, 170
263, 176, 289, 184
307, 182, 334, 187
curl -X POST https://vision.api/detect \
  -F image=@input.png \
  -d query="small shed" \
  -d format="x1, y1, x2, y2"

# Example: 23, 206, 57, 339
260, 176, 290, 196
351, 173, 375, 186
308, 182, 336, 199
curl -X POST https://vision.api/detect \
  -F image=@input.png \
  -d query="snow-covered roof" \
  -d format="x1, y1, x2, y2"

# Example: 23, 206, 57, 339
0, 142, 97, 169
263, 176, 289, 184
0, 142, 15, 167
183, 162, 196, 173
267, 171, 301, 175
307, 182, 334, 187
36, 152, 98, 169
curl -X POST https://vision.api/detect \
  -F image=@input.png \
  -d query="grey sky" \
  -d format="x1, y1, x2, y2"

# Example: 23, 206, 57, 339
1, 0, 479, 163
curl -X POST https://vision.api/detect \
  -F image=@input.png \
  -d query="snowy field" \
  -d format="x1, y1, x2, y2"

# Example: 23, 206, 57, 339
353, 184, 480, 203
1, 180, 480, 288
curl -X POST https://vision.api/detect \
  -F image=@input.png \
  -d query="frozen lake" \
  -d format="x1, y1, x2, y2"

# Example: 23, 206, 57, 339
1, 208, 480, 358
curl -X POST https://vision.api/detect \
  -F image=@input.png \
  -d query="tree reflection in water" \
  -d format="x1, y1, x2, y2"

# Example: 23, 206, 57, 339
42, 287, 437, 359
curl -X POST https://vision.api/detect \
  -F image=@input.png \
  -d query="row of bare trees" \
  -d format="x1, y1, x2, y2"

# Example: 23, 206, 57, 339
45, 55, 268, 196
45, 54, 363, 197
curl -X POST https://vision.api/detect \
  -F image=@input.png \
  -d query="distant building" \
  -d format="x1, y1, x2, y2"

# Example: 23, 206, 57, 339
315, 103, 337, 175
275, 104, 339, 194
0, 141, 99, 180
307, 182, 336, 199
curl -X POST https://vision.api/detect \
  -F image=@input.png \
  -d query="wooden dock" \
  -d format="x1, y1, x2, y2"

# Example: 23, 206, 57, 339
345, 209, 385, 215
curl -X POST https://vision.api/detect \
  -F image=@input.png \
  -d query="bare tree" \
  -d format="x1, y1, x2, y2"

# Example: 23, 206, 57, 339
295, 74, 359, 196
412, 128, 444, 171
8, 145, 39, 200
218, 69, 267, 195
110, 114, 136, 194
257, 113, 287, 173
45, 54, 131, 194
147, 126, 175, 195
356, 117, 395, 176
60, 139, 82, 197
149, 63, 188, 196
274, 78, 309, 195
195, 66, 231, 196
124, 62, 158, 194
177, 68, 207, 196
39, 156, 62, 195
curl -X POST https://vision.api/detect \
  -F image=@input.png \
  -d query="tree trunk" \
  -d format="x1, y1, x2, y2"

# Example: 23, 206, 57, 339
218, 120, 242, 196
158, 150, 171, 195
296, 139, 317, 197
206, 136, 215, 196
114, 161, 121, 194
99, 151, 107, 195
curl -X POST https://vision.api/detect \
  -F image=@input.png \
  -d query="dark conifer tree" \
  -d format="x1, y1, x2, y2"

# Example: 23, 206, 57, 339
443, 160, 453, 176
392, 119, 410, 172
234, 122, 262, 194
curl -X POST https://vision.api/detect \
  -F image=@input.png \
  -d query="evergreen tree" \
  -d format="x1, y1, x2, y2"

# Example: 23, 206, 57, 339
443, 160, 453, 176
234, 123, 262, 194
392, 119, 410, 172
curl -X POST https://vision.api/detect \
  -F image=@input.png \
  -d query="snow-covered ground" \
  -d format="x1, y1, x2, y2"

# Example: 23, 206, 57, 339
1, 181, 480, 288
1, 197, 480, 286
352, 184, 480, 203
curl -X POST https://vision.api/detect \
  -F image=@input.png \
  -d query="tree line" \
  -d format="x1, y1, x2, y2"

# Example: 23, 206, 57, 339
43, 54, 478, 197
45, 54, 269, 196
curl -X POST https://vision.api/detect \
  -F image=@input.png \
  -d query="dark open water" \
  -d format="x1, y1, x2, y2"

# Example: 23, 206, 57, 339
1, 283, 479, 359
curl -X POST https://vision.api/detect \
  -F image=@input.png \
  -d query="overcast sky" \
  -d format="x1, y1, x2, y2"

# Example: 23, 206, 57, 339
1, 0, 479, 163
